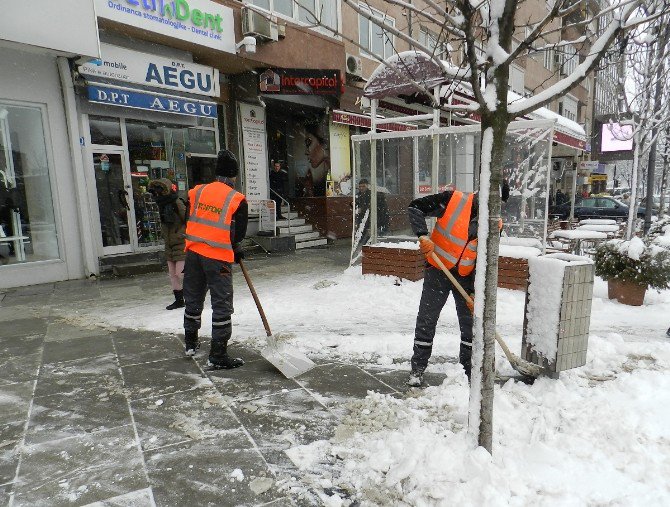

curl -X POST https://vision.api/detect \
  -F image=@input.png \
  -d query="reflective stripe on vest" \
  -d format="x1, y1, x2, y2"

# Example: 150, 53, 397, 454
428, 191, 473, 271
185, 182, 244, 262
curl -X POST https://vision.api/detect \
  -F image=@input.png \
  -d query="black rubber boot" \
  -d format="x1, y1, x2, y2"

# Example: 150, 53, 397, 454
184, 330, 200, 357
166, 290, 185, 310
207, 340, 244, 369
667, 327, 670, 337
459, 343, 472, 382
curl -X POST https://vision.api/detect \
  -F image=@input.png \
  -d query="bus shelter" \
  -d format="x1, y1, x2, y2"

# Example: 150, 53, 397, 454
350, 120, 556, 263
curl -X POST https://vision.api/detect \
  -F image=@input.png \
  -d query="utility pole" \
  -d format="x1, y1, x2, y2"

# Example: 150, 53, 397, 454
644, 23, 670, 234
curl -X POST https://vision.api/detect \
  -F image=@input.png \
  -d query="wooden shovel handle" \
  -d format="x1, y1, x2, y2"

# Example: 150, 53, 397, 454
238, 259, 273, 338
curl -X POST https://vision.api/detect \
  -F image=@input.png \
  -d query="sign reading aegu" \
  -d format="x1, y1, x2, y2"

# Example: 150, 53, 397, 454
87, 84, 217, 118
95, 0, 235, 53
80, 44, 219, 97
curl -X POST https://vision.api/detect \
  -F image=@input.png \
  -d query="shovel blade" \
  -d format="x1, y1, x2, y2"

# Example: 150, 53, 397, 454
262, 340, 315, 379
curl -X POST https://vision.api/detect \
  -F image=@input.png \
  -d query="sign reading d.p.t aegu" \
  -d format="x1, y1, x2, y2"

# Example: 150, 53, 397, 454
95, 0, 235, 54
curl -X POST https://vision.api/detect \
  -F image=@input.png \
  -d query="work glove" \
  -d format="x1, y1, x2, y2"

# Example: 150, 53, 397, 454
233, 245, 245, 264
418, 236, 435, 257
466, 293, 475, 314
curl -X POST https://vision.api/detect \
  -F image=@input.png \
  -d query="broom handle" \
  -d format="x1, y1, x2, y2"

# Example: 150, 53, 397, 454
425, 247, 517, 363
238, 259, 273, 338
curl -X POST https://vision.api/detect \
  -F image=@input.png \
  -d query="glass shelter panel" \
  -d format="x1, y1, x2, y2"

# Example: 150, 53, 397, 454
351, 122, 554, 264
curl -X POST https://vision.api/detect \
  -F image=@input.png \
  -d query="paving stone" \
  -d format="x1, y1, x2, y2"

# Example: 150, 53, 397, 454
1, 317, 48, 338
0, 305, 50, 322
230, 389, 339, 467
121, 358, 212, 401
25, 391, 130, 446
294, 363, 395, 407
206, 355, 301, 403
100, 285, 144, 301
0, 420, 24, 484
0, 482, 12, 506
0, 351, 41, 386
0, 381, 33, 426
131, 387, 250, 452
12, 426, 147, 507
42, 335, 115, 364
82, 487, 154, 506
145, 439, 281, 507
11, 284, 54, 297
0, 334, 43, 360
45, 320, 111, 343
0, 293, 53, 308
112, 331, 183, 367
35, 354, 123, 398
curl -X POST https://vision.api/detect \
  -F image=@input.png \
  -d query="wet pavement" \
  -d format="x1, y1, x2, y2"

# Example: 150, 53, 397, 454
0, 245, 446, 506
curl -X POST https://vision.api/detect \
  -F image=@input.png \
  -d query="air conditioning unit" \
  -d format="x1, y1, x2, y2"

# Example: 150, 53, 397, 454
346, 53, 363, 79
242, 7, 279, 42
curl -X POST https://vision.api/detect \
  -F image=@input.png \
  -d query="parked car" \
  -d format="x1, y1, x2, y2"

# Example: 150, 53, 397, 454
640, 195, 670, 212
549, 196, 647, 220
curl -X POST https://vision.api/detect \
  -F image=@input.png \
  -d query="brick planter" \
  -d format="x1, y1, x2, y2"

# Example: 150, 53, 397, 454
497, 256, 529, 291
362, 245, 424, 281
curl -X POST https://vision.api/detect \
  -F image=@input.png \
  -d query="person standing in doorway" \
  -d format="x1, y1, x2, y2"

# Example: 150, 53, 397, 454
182, 149, 248, 369
269, 160, 288, 220
148, 178, 187, 310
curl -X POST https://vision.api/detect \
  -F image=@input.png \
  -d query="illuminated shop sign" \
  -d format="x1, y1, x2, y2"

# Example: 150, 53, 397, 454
80, 44, 220, 97
95, 0, 235, 53
259, 69, 342, 96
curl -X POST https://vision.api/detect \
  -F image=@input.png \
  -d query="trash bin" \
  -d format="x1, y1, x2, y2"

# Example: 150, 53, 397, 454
522, 253, 595, 377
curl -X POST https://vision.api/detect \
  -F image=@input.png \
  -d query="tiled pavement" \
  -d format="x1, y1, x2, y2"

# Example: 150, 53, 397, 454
0, 249, 448, 506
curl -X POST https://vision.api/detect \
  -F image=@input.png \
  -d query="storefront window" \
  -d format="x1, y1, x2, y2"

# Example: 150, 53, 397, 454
187, 128, 216, 154
0, 103, 59, 265
89, 115, 123, 146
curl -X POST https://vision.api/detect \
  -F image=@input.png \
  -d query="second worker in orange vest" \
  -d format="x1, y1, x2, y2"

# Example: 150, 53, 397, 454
182, 149, 248, 369
407, 183, 508, 387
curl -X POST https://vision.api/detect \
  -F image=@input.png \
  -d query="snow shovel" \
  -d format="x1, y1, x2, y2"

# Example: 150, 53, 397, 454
238, 259, 316, 379
427, 251, 541, 378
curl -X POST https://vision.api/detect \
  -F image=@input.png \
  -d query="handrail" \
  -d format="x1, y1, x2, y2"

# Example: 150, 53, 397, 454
269, 189, 291, 234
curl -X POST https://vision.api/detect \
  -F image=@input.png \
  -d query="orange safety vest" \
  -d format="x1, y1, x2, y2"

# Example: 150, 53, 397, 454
428, 191, 502, 277
184, 181, 246, 262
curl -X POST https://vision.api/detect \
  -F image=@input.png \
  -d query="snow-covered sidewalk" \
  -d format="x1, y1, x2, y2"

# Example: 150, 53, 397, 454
59, 257, 670, 506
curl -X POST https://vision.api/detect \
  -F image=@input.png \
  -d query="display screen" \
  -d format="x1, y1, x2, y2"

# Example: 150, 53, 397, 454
601, 123, 633, 152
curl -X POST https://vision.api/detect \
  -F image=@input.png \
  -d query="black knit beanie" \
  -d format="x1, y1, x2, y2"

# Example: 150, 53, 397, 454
216, 149, 238, 178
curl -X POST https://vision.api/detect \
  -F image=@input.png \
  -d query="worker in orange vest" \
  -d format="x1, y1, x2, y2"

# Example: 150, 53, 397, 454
182, 149, 248, 369
407, 183, 508, 387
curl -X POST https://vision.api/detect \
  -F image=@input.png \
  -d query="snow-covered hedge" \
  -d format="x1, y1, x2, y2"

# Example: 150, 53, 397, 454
594, 237, 670, 290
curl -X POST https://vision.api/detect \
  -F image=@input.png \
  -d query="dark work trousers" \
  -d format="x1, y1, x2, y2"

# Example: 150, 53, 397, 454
183, 250, 234, 359
412, 264, 475, 373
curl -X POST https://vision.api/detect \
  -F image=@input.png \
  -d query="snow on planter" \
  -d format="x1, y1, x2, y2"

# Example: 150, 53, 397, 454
522, 253, 594, 376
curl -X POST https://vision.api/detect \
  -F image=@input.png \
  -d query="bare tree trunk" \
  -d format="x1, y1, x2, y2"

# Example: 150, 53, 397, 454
470, 109, 507, 453
660, 127, 670, 216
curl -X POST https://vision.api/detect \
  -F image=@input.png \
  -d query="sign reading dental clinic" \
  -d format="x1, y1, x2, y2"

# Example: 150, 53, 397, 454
80, 44, 220, 97
95, 0, 235, 54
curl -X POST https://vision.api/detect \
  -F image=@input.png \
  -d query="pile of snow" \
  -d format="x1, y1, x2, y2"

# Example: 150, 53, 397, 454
370, 241, 419, 250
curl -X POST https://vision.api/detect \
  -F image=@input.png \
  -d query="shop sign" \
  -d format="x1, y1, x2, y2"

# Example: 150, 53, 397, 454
79, 44, 220, 97
259, 69, 341, 96
94, 0, 235, 54
239, 103, 269, 213
87, 84, 217, 118
258, 200, 276, 234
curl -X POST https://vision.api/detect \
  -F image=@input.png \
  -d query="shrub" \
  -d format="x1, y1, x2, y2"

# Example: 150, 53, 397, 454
594, 238, 670, 290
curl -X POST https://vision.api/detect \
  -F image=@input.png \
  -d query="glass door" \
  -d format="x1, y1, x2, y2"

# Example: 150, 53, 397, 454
92, 152, 135, 254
